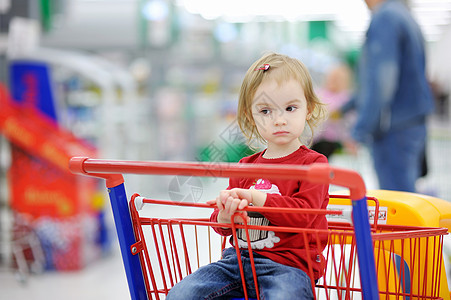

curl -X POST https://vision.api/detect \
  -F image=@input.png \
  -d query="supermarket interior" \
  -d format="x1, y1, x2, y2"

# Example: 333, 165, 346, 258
1, 0, 451, 299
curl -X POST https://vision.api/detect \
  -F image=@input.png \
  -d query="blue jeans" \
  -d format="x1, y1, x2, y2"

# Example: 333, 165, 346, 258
372, 123, 426, 192
166, 247, 313, 300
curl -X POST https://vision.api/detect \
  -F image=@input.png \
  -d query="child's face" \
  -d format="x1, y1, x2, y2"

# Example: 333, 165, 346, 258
251, 78, 310, 150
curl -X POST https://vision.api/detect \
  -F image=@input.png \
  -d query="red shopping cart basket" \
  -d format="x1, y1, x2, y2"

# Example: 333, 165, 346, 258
69, 157, 448, 300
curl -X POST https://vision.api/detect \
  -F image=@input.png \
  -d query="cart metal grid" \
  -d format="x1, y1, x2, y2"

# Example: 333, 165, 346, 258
128, 195, 447, 300
69, 157, 448, 300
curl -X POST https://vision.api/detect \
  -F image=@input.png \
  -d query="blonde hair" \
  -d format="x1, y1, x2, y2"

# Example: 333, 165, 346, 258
237, 52, 326, 147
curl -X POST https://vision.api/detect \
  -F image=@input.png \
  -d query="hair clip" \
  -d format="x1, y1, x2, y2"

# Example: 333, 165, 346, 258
255, 64, 270, 71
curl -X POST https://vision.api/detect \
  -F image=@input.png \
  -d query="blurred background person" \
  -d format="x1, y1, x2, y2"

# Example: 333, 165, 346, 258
342, 0, 435, 192
312, 63, 356, 158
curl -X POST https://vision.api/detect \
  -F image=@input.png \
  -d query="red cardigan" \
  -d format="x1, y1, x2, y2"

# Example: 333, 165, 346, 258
210, 146, 329, 279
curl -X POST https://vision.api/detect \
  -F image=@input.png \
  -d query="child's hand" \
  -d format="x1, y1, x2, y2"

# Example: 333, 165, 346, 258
225, 188, 267, 207
218, 188, 253, 208
206, 189, 252, 224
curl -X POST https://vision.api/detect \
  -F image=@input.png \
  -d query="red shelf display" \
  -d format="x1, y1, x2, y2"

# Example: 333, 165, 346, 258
0, 83, 106, 271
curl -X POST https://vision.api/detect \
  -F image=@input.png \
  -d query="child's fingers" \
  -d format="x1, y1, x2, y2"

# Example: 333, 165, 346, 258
229, 189, 239, 199
230, 198, 241, 214
232, 189, 251, 203
238, 199, 248, 210
234, 211, 250, 224
225, 197, 241, 215
205, 199, 216, 205
223, 196, 234, 214
212, 196, 223, 210
243, 211, 249, 221
239, 211, 249, 223
219, 195, 250, 224
219, 190, 231, 205
231, 198, 241, 213
206, 197, 224, 210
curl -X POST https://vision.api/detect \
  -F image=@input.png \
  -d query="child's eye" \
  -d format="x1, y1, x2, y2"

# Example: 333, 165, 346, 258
286, 105, 297, 112
260, 108, 271, 115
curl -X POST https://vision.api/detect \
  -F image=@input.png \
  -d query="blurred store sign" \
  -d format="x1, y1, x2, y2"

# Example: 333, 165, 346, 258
0, 84, 96, 176
9, 61, 58, 121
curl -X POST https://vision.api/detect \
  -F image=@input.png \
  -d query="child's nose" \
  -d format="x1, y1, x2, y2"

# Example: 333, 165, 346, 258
273, 113, 287, 126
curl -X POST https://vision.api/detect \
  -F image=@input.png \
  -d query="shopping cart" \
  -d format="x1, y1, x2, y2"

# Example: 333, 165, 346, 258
69, 157, 448, 300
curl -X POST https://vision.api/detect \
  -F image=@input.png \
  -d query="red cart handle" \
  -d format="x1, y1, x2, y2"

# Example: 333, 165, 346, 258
69, 157, 365, 199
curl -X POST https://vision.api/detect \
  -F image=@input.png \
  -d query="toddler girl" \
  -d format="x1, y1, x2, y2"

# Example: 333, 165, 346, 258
167, 52, 328, 299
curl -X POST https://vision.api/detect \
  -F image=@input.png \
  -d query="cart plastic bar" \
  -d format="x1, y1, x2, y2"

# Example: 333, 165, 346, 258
69, 157, 379, 300
70, 157, 147, 300
352, 197, 379, 299
109, 183, 148, 300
